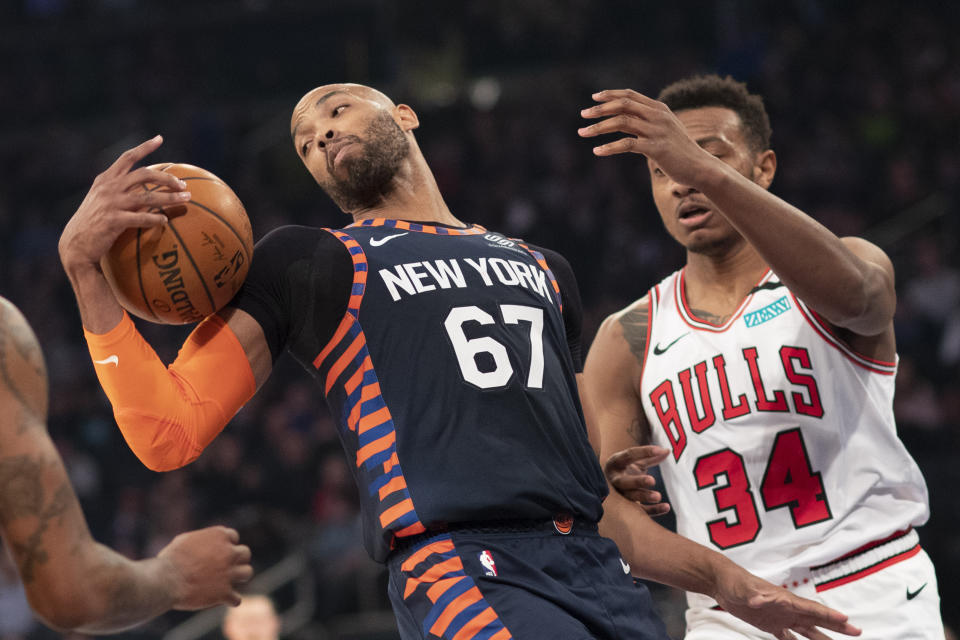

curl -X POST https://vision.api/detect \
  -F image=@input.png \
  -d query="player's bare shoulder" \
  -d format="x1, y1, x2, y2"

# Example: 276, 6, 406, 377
593, 294, 652, 369
0, 297, 48, 426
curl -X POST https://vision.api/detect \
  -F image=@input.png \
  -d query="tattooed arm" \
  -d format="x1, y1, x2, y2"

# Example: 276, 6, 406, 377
0, 297, 252, 633
583, 296, 669, 510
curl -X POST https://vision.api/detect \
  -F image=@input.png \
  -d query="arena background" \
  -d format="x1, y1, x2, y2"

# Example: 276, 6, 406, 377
0, 1, 957, 638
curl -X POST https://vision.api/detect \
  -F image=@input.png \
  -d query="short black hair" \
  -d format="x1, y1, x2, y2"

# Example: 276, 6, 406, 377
658, 74, 772, 152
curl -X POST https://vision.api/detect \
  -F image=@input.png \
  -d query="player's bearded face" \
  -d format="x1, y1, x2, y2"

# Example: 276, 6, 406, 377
321, 111, 410, 212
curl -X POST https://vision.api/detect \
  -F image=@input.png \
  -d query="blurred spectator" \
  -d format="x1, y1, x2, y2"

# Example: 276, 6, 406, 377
222, 595, 280, 640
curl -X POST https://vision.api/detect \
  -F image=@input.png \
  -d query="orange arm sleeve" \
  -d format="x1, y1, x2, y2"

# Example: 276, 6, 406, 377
83, 312, 257, 471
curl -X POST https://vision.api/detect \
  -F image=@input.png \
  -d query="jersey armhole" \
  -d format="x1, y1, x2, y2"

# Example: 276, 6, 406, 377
637, 285, 658, 388
312, 229, 368, 378
791, 293, 897, 375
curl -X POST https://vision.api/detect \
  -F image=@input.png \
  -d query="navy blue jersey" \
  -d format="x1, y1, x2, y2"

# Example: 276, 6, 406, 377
232, 219, 606, 561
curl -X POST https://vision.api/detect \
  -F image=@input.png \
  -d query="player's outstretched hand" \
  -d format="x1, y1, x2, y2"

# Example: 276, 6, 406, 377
58, 136, 187, 272
157, 526, 253, 610
713, 566, 861, 640
578, 89, 715, 188
604, 445, 671, 517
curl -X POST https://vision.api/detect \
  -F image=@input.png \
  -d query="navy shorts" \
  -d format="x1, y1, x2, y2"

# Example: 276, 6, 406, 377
386, 518, 669, 640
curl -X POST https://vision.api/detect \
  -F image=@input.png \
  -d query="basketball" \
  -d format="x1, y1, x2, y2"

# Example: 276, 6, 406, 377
101, 163, 254, 324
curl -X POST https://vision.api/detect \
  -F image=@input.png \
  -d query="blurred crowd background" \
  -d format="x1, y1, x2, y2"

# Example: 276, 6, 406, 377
0, 0, 957, 638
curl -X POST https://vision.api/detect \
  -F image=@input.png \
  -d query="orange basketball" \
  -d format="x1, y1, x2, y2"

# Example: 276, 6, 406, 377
101, 163, 254, 324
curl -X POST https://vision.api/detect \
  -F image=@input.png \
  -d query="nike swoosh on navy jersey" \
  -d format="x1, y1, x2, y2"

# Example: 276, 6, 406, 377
369, 232, 408, 246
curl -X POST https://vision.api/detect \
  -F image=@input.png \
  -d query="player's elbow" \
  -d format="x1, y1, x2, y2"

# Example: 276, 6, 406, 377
822, 279, 895, 336
27, 584, 100, 632
115, 409, 202, 472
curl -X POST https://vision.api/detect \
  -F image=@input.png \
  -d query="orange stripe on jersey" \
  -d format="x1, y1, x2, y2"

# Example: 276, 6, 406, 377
313, 314, 354, 369
401, 539, 456, 572
394, 521, 427, 537
378, 474, 408, 500
429, 586, 484, 637
425, 575, 465, 602
452, 607, 501, 640
419, 557, 464, 586
361, 381, 382, 402
347, 403, 361, 432
384, 451, 400, 472
379, 497, 416, 528
358, 406, 391, 435
488, 627, 513, 640
356, 430, 396, 467
324, 331, 366, 394
344, 365, 365, 395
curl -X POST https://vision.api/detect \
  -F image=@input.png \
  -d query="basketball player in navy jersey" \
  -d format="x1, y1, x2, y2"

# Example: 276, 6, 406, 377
581, 76, 944, 638
59, 83, 858, 639
0, 295, 252, 633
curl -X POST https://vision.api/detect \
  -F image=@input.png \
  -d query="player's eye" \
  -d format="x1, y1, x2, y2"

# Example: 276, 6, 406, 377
300, 141, 310, 155
653, 167, 665, 177
333, 104, 348, 116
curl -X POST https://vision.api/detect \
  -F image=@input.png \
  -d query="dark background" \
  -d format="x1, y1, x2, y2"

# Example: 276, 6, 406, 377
0, 1, 957, 638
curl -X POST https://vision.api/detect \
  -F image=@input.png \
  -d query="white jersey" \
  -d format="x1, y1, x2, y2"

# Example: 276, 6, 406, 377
639, 268, 929, 608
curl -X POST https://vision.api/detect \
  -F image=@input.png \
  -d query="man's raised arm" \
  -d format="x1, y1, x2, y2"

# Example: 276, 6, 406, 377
58, 137, 270, 470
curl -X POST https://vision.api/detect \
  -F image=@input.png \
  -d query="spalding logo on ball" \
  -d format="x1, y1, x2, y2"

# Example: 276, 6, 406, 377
101, 163, 254, 324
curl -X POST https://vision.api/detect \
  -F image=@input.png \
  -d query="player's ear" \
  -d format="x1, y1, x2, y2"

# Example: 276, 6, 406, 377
752, 149, 776, 189
394, 104, 420, 132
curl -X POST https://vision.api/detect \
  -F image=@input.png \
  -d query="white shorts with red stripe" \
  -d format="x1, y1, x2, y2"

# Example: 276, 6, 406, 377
684, 530, 944, 640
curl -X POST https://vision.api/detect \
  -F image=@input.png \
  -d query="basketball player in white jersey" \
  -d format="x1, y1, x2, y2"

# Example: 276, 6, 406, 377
579, 75, 944, 639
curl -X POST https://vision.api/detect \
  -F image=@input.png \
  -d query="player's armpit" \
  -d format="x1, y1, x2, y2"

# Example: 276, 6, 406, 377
84, 312, 257, 471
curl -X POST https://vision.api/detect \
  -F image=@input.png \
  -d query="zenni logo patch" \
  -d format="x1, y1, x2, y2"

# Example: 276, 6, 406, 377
744, 296, 791, 328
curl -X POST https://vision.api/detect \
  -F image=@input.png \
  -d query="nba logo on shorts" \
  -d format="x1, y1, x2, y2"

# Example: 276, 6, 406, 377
479, 550, 498, 576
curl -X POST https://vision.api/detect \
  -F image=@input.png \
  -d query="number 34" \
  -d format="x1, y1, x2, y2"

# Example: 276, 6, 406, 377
694, 428, 832, 549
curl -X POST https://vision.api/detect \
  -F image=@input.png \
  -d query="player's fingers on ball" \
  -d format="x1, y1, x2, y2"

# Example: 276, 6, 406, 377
123, 188, 190, 211
122, 166, 187, 192
108, 135, 163, 175
122, 210, 168, 228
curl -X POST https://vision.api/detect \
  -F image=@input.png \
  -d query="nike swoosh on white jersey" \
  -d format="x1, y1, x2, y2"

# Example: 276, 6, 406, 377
93, 355, 119, 367
369, 232, 408, 247
619, 557, 630, 574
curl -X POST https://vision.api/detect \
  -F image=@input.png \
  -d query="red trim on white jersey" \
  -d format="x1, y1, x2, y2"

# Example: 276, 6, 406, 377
638, 292, 655, 382
811, 528, 920, 592
791, 294, 897, 375
675, 269, 774, 332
